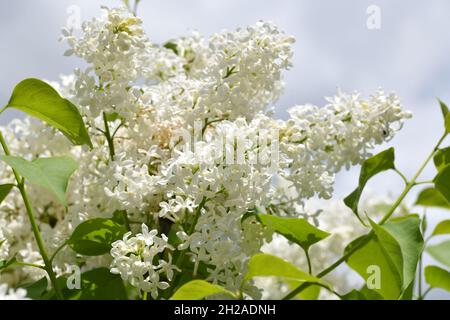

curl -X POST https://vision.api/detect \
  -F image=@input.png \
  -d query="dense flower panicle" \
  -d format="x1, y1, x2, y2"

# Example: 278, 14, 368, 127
0, 5, 412, 298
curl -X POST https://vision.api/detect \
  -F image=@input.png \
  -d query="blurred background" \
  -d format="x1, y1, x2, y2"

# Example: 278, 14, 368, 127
1, 0, 449, 299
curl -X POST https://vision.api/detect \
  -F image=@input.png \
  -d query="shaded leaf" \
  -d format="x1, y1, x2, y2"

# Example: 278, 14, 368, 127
68, 218, 126, 256
63, 268, 127, 300
344, 148, 395, 224
0, 184, 14, 204
434, 147, 450, 171
434, 164, 450, 204
171, 280, 235, 300
0, 155, 78, 205
2, 78, 92, 147
21, 277, 48, 300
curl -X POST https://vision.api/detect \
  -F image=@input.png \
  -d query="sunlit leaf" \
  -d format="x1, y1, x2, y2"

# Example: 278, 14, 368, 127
425, 265, 450, 293
171, 280, 236, 300
2, 78, 92, 148
257, 214, 329, 252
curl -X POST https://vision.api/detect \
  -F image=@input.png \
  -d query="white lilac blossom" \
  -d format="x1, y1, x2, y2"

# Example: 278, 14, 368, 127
0, 284, 29, 300
0, 5, 411, 297
110, 224, 176, 298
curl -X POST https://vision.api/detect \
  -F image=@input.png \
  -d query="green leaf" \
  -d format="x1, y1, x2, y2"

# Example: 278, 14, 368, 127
245, 253, 326, 287
344, 148, 395, 224
68, 218, 126, 256
345, 232, 403, 299
341, 286, 383, 300
0, 155, 78, 205
21, 277, 48, 300
425, 265, 450, 292
256, 214, 329, 252
341, 289, 366, 300
171, 280, 236, 300
345, 215, 423, 299
63, 268, 127, 300
434, 147, 450, 171
0, 184, 14, 204
163, 41, 179, 55
297, 284, 321, 300
438, 98, 449, 118
421, 214, 428, 234
446, 113, 450, 134
2, 78, 92, 148
427, 240, 450, 268
434, 164, 450, 204
382, 215, 423, 290
415, 187, 450, 209
432, 220, 450, 236
0, 256, 17, 271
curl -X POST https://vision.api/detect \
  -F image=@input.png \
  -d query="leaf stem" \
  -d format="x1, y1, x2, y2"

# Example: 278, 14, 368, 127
49, 240, 69, 264
379, 132, 447, 225
305, 250, 312, 275
394, 168, 409, 185
0, 130, 64, 300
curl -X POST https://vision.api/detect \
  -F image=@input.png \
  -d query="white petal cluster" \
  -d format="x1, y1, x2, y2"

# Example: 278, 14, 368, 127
0, 5, 411, 297
0, 284, 29, 300
110, 224, 176, 299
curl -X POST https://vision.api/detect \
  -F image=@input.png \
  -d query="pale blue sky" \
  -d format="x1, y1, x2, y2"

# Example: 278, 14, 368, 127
1, 0, 449, 299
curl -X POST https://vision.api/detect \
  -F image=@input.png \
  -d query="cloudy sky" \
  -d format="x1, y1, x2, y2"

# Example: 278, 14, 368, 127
1, 0, 449, 299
